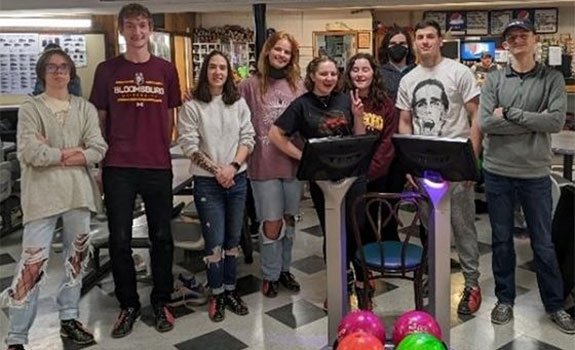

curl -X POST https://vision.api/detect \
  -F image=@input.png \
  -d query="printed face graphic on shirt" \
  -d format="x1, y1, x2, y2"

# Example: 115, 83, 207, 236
411, 79, 449, 136
113, 71, 165, 107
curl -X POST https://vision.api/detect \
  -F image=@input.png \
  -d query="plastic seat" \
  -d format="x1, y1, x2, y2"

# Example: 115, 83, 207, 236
351, 192, 427, 310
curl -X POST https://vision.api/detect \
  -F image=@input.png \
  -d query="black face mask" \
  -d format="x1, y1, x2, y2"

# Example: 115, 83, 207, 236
388, 45, 408, 63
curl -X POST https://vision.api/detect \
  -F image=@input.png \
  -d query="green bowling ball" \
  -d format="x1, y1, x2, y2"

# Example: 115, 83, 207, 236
396, 333, 445, 350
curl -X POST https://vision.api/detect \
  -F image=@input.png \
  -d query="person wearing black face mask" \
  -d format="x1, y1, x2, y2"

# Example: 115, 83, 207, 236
378, 27, 416, 103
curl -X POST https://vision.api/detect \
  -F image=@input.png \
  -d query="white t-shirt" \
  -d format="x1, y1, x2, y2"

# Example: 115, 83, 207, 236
396, 58, 480, 138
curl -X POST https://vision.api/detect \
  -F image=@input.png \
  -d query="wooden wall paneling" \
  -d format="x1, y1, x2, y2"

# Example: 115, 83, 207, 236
91, 15, 118, 58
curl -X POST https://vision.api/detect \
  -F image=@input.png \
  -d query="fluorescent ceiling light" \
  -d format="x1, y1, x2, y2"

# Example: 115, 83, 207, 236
0, 18, 92, 28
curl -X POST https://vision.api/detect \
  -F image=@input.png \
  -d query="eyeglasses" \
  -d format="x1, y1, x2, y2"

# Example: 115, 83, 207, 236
46, 63, 70, 74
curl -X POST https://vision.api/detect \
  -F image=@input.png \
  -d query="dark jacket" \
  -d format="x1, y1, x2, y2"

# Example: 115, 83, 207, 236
380, 63, 415, 104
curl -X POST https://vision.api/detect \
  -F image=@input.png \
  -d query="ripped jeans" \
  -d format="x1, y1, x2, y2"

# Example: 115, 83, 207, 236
3, 208, 91, 345
193, 172, 247, 295
251, 179, 301, 281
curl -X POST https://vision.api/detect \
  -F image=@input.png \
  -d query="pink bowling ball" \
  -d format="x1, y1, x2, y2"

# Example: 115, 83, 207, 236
392, 310, 442, 345
337, 310, 386, 343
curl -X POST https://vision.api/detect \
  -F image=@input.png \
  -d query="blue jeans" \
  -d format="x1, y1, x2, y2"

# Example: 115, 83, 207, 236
3, 209, 91, 345
193, 172, 247, 295
484, 170, 564, 313
251, 179, 301, 281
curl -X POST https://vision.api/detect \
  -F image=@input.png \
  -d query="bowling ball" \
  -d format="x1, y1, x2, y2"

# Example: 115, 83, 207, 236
392, 310, 442, 345
337, 331, 384, 350
396, 333, 446, 350
337, 310, 386, 343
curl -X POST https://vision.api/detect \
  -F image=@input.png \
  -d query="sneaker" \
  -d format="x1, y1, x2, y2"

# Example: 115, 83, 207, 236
60, 319, 95, 345
491, 303, 513, 325
457, 286, 482, 315
279, 271, 300, 292
111, 307, 141, 338
224, 290, 249, 316
208, 294, 226, 322
549, 310, 575, 334
169, 274, 208, 306
262, 279, 279, 298
6, 345, 25, 350
153, 305, 175, 333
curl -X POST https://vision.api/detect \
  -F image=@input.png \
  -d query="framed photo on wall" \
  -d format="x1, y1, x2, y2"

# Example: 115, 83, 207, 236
534, 8, 558, 34
446, 11, 466, 35
423, 12, 447, 34
466, 11, 489, 35
490, 10, 513, 35
357, 31, 371, 49
312, 31, 357, 69
513, 9, 535, 23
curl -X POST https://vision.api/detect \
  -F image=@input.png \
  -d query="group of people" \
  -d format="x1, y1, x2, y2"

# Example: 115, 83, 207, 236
2, 2, 574, 349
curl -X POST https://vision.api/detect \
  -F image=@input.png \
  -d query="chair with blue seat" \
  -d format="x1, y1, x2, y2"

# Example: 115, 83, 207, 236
351, 191, 427, 310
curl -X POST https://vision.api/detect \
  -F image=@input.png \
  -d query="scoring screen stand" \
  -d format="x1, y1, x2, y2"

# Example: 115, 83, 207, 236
393, 134, 479, 347
297, 134, 378, 346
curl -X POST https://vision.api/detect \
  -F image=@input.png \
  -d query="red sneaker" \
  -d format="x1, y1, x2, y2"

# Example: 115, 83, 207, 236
208, 294, 225, 322
457, 286, 482, 315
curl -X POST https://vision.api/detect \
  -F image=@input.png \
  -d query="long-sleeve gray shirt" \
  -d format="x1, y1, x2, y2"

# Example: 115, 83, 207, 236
479, 63, 566, 178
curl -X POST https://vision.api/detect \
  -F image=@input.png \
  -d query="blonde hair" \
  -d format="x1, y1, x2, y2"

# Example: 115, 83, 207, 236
257, 31, 301, 96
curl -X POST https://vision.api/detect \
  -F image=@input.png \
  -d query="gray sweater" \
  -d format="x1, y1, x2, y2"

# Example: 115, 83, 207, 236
17, 95, 108, 224
177, 95, 255, 177
479, 63, 566, 178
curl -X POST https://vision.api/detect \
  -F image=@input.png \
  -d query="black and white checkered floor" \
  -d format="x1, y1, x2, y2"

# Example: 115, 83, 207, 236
0, 198, 573, 350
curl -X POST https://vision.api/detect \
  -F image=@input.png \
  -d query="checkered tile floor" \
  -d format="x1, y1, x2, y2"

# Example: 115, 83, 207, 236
0, 199, 572, 349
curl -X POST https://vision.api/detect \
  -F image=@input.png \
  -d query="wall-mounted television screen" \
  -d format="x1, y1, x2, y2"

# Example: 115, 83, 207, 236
441, 39, 460, 60
460, 41, 496, 61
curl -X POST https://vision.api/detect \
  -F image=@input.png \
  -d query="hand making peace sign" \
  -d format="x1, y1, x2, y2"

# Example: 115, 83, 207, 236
350, 89, 365, 119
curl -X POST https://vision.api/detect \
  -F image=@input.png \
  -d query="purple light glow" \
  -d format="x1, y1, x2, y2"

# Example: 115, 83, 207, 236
422, 177, 449, 206
423, 178, 447, 189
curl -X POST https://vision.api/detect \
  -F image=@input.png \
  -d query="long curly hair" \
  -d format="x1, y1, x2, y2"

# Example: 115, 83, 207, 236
378, 26, 416, 66
193, 50, 240, 105
343, 53, 388, 109
257, 31, 301, 96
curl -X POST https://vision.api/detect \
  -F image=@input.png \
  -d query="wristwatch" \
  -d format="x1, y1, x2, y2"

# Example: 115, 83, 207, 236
230, 161, 241, 171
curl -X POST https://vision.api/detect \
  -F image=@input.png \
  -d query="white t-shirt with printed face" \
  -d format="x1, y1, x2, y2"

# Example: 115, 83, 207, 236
396, 58, 480, 138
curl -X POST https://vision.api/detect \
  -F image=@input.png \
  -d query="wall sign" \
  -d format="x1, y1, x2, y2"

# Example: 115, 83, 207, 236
423, 7, 558, 36
466, 11, 489, 36
534, 8, 558, 34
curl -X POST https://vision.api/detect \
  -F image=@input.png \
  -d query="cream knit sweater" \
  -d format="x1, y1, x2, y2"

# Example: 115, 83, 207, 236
16, 94, 108, 224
